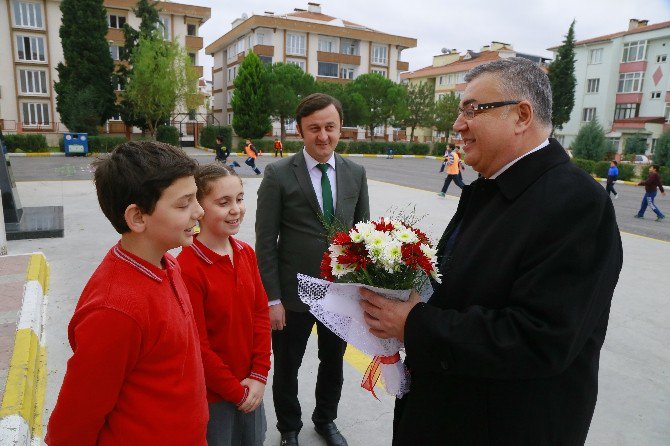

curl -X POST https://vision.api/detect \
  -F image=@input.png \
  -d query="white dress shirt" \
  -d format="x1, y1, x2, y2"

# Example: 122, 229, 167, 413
489, 139, 550, 179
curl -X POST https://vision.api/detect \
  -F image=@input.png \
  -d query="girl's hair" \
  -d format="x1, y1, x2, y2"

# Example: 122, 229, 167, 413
194, 163, 241, 201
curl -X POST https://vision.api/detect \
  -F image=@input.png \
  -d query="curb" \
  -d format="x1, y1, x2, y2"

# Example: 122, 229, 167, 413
191, 146, 440, 159
7, 153, 64, 157
594, 177, 638, 185
0, 253, 49, 446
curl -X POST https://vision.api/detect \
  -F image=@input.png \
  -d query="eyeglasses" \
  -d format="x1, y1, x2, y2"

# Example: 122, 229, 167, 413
458, 101, 521, 120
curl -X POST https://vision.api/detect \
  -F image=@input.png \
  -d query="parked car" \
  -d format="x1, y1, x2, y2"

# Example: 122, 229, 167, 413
634, 155, 651, 164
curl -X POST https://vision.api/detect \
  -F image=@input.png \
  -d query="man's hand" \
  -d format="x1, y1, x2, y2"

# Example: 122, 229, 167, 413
359, 288, 421, 341
238, 378, 266, 413
269, 302, 286, 330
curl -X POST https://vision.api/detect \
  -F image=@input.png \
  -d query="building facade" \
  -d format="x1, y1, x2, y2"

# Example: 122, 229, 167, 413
205, 2, 416, 137
401, 42, 550, 142
0, 0, 210, 142
550, 19, 670, 154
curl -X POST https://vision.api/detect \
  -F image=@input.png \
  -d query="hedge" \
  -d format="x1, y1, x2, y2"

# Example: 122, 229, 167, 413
58, 135, 127, 153
3, 134, 48, 152
594, 161, 611, 179
234, 139, 429, 155
156, 125, 180, 146
571, 158, 596, 175
617, 164, 635, 181
201, 126, 232, 152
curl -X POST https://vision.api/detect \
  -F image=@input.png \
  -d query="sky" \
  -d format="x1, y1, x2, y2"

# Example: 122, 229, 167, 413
187, 0, 670, 81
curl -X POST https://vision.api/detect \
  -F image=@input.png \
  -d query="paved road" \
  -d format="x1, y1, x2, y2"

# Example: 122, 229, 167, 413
8, 151, 670, 241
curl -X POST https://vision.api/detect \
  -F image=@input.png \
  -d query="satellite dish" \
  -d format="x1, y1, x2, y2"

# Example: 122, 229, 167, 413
441, 48, 449, 54
241, 13, 248, 20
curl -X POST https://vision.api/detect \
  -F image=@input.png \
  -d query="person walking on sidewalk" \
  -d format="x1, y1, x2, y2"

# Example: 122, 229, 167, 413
437, 145, 465, 197
606, 160, 619, 199
243, 139, 262, 175
274, 138, 284, 157
635, 164, 665, 221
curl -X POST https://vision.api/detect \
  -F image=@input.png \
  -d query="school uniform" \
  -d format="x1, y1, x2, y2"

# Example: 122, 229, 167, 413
46, 243, 208, 446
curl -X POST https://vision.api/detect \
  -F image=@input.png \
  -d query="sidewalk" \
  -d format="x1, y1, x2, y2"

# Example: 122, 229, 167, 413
4, 179, 670, 445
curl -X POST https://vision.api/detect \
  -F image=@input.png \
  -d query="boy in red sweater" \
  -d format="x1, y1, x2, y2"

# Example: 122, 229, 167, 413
635, 164, 666, 221
46, 141, 208, 445
177, 163, 271, 446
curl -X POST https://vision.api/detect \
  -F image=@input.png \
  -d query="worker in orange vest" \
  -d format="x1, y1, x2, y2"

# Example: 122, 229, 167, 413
274, 138, 284, 157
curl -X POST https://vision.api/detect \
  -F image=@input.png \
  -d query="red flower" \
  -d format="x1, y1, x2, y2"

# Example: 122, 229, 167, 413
337, 243, 370, 271
332, 231, 352, 246
401, 243, 432, 275
411, 228, 430, 245
320, 252, 335, 282
373, 218, 395, 232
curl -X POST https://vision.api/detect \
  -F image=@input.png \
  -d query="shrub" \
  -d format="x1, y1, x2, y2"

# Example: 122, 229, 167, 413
594, 161, 611, 178
200, 125, 232, 151
571, 120, 608, 161
3, 134, 48, 152
433, 142, 448, 156
156, 125, 180, 146
623, 136, 647, 155
407, 143, 430, 155
88, 135, 127, 153
571, 158, 596, 174
617, 163, 635, 181
654, 130, 670, 168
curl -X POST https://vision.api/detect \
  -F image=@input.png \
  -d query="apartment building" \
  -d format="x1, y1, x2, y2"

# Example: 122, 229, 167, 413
401, 42, 550, 142
0, 0, 210, 142
205, 2, 417, 136
549, 19, 670, 154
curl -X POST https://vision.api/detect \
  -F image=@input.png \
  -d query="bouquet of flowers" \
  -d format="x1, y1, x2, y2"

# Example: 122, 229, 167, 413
298, 216, 440, 399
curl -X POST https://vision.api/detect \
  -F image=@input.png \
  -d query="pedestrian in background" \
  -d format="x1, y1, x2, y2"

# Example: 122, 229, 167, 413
274, 138, 284, 157
606, 160, 619, 199
243, 139, 262, 175
437, 144, 464, 197
635, 164, 665, 221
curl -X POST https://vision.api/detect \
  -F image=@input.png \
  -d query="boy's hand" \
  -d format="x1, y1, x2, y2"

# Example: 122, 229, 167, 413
269, 303, 286, 330
238, 378, 265, 413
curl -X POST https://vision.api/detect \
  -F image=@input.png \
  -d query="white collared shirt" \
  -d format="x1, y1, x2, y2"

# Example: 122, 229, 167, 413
489, 139, 550, 179
303, 148, 337, 213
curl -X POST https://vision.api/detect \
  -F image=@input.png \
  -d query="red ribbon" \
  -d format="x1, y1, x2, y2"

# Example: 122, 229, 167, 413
360, 353, 401, 400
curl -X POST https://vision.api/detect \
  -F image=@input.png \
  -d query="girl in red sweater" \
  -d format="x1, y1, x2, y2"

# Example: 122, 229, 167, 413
177, 163, 271, 446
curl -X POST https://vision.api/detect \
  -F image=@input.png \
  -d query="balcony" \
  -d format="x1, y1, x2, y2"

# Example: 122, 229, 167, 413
106, 28, 124, 42
194, 65, 203, 78
316, 76, 351, 84
185, 35, 203, 50
317, 51, 360, 66
396, 60, 409, 72
253, 45, 274, 57
615, 93, 643, 104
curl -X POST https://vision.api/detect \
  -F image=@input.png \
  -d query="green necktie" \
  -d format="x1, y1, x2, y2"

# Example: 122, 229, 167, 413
317, 163, 334, 224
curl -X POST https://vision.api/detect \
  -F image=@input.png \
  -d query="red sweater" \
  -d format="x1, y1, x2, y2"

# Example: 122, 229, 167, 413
177, 236, 271, 405
638, 171, 665, 193
46, 244, 208, 446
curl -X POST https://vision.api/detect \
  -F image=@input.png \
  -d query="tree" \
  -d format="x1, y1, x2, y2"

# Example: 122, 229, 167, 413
433, 92, 460, 138
623, 135, 648, 155
267, 63, 315, 141
117, 0, 162, 131
397, 82, 435, 142
124, 36, 200, 138
548, 20, 576, 133
654, 130, 670, 167
314, 81, 365, 128
231, 52, 272, 139
572, 119, 608, 161
54, 0, 116, 134
348, 73, 406, 140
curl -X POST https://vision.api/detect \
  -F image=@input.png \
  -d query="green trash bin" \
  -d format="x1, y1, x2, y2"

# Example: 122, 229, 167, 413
63, 133, 88, 156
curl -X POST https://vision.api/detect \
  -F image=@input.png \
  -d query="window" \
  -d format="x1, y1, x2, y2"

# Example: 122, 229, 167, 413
589, 48, 603, 64
227, 113, 232, 125
318, 36, 337, 53
318, 62, 338, 77
226, 91, 232, 106
18, 68, 47, 94
340, 39, 359, 55
109, 113, 122, 121
651, 91, 662, 99
286, 33, 306, 56
12, 1, 43, 28
159, 16, 170, 40
371, 68, 387, 77
340, 66, 355, 79
287, 58, 306, 71
438, 76, 445, 86
21, 102, 50, 126
256, 32, 267, 45
582, 108, 596, 122
373, 126, 385, 136
586, 78, 600, 93
617, 72, 644, 93
187, 23, 197, 36
15, 34, 45, 62
614, 103, 639, 120
259, 55, 272, 65
227, 66, 237, 84
657, 55, 667, 63
109, 44, 120, 61
622, 40, 647, 62
285, 118, 297, 134
371, 45, 387, 65
188, 52, 196, 65
108, 14, 126, 29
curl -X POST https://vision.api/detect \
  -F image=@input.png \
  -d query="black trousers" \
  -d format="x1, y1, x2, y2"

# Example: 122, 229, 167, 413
272, 309, 347, 433
441, 174, 465, 193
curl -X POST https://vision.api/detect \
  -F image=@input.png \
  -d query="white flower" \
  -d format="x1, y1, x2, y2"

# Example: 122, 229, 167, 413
349, 229, 365, 243
332, 262, 356, 278
365, 230, 390, 249
329, 244, 345, 259
381, 241, 403, 272
394, 228, 418, 244
430, 268, 442, 283
419, 243, 437, 261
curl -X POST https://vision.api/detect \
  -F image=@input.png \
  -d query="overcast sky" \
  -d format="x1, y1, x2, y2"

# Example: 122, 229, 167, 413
187, 0, 670, 81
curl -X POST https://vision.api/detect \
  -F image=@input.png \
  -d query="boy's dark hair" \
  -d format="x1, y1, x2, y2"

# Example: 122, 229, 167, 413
215, 136, 223, 143
93, 141, 197, 234
448, 144, 456, 150
295, 93, 343, 129
612, 160, 618, 166
652, 164, 660, 171
195, 163, 240, 202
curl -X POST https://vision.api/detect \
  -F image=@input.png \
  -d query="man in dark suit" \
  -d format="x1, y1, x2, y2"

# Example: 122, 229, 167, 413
360, 57, 622, 445
256, 93, 369, 446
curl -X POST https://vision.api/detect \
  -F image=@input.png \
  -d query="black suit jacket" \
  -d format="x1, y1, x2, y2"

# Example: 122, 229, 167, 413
255, 150, 370, 311
394, 139, 623, 445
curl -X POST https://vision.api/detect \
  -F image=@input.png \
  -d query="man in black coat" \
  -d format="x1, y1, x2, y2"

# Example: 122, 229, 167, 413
360, 57, 623, 446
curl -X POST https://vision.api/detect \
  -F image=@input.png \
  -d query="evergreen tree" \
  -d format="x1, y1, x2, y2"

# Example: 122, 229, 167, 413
397, 82, 435, 142
231, 52, 271, 139
267, 63, 315, 141
433, 92, 460, 137
548, 20, 577, 133
54, 0, 116, 134
623, 135, 648, 155
347, 73, 405, 140
572, 119, 608, 161
314, 81, 365, 128
654, 130, 670, 167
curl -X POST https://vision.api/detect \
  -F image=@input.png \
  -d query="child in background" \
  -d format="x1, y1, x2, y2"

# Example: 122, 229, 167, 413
177, 163, 271, 446
46, 141, 208, 445
243, 139, 262, 175
606, 160, 619, 199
